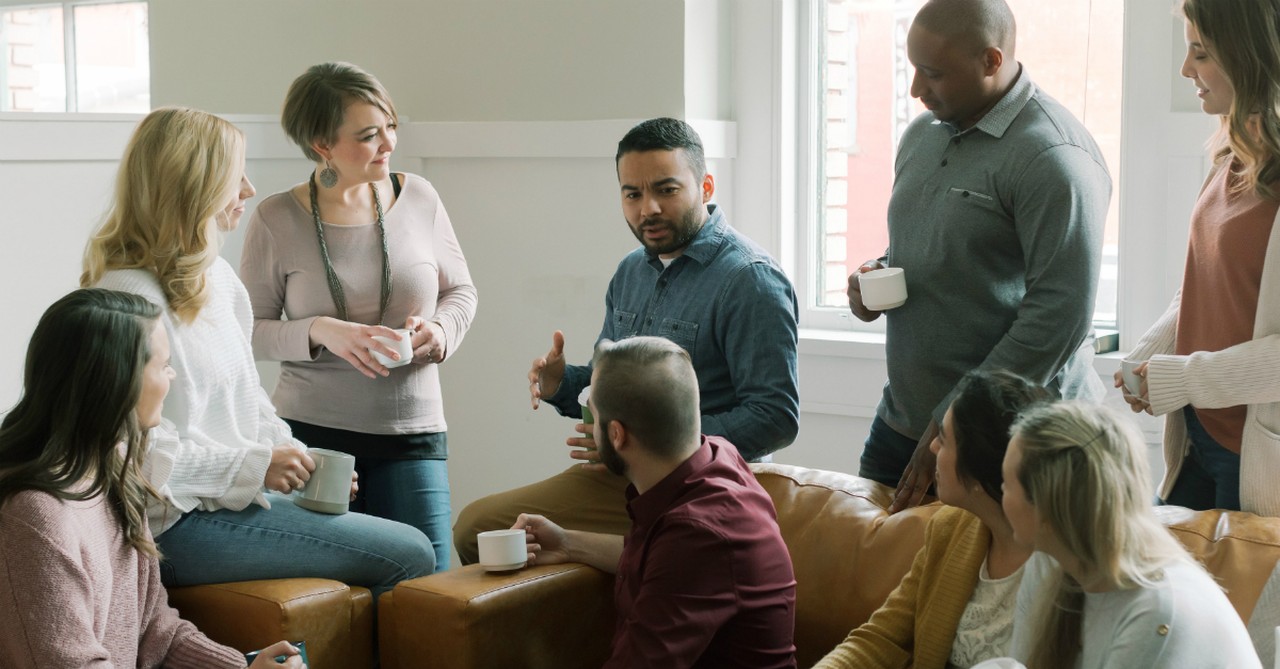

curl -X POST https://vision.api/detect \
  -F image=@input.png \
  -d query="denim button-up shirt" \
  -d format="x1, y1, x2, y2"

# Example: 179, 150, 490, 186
546, 205, 800, 460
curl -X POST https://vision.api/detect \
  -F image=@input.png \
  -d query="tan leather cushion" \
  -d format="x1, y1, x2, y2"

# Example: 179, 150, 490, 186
167, 579, 372, 669
1160, 506, 1280, 621
751, 463, 940, 667
381, 563, 615, 669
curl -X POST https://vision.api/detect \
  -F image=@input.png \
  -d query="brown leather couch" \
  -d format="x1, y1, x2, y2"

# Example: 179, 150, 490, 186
379, 463, 1280, 668
380, 464, 938, 668
168, 578, 373, 669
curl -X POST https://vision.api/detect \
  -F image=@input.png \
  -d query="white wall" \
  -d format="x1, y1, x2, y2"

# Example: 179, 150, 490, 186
147, 0, 688, 122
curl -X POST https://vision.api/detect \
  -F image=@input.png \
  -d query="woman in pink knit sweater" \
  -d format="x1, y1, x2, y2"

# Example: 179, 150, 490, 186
0, 288, 302, 668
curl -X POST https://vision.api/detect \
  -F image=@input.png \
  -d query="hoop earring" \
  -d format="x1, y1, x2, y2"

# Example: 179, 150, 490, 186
318, 160, 339, 188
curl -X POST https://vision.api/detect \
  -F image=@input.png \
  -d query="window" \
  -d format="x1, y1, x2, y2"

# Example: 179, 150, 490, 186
801, 0, 1122, 329
0, 1, 148, 113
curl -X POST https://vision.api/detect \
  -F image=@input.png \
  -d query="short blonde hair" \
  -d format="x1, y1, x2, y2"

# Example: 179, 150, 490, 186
82, 107, 245, 323
281, 62, 397, 162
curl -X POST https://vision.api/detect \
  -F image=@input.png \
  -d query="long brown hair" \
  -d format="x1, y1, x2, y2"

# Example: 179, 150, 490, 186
1182, 0, 1280, 199
0, 288, 165, 556
81, 107, 245, 323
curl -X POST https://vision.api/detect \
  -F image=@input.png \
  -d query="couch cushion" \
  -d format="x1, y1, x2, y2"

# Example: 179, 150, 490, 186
751, 463, 940, 667
1158, 506, 1280, 622
380, 563, 615, 669
167, 578, 372, 669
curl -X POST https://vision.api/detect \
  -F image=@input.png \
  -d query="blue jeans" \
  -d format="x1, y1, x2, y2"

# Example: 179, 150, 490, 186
352, 458, 452, 572
858, 415, 919, 488
156, 493, 434, 599
1162, 406, 1242, 511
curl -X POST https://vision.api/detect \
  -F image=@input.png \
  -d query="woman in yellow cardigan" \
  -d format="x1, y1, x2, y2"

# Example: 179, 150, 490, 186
815, 370, 1047, 669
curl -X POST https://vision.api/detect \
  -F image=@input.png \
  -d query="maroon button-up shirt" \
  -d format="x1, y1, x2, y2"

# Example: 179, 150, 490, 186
605, 436, 797, 669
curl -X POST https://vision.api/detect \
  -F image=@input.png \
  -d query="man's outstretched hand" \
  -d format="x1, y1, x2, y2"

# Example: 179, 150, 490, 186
529, 330, 567, 409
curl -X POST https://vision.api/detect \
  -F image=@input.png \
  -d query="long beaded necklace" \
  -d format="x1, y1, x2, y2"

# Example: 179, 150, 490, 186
308, 172, 392, 325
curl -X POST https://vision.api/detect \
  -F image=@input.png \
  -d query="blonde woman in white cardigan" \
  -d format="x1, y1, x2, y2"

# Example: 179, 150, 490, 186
1119, 0, 1280, 514
82, 107, 434, 598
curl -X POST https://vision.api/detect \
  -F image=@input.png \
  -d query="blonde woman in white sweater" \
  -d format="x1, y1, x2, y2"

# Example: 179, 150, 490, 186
82, 107, 433, 597
1119, 0, 1280, 514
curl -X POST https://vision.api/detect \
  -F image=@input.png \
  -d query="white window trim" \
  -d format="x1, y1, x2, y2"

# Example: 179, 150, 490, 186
0, 0, 146, 113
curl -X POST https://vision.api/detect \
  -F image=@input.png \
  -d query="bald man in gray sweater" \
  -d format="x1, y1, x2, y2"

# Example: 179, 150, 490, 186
846, 0, 1110, 512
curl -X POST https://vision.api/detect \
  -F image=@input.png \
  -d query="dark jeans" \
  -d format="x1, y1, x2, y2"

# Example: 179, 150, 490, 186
1161, 406, 1241, 511
858, 415, 920, 488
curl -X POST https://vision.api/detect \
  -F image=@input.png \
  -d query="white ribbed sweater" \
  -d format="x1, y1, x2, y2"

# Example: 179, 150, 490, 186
95, 258, 296, 534
1130, 198, 1280, 516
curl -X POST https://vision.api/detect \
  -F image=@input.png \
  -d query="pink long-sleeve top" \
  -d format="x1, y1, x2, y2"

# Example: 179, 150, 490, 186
241, 173, 478, 435
0, 490, 246, 668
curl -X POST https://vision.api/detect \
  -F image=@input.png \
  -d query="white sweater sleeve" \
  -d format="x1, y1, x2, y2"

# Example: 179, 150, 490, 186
143, 418, 270, 514
95, 267, 276, 528
1146, 334, 1280, 416
1128, 291, 1181, 363
1134, 288, 1280, 416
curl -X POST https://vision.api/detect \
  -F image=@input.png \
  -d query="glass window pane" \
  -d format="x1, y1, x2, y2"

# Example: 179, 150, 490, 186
73, 2, 149, 113
0, 6, 66, 112
816, 0, 1122, 325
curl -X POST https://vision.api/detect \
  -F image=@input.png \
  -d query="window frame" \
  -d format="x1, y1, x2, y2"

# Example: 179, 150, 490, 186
0, 0, 147, 113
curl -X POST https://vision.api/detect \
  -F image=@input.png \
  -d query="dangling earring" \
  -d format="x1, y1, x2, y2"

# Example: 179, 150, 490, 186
318, 159, 338, 188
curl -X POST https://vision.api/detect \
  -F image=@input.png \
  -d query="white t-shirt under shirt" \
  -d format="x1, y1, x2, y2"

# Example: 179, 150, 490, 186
1010, 552, 1261, 668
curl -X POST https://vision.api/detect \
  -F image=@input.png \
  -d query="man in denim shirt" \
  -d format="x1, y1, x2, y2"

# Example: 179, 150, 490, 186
454, 118, 799, 564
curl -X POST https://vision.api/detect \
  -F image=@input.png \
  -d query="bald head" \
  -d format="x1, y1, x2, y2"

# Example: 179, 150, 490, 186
914, 0, 1016, 57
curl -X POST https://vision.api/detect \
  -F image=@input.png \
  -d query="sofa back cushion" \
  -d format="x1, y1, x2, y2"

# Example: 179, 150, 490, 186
751, 463, 940, 667
1159, 506, 1280, 622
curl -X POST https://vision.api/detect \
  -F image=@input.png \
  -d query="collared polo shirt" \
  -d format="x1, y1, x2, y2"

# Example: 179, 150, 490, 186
879, 66, 1111, 439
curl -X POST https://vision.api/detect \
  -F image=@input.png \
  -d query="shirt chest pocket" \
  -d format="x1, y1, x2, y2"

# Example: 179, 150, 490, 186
657, 318, 698, 359
613, 310, 638, 337
946, 186, 1008, 218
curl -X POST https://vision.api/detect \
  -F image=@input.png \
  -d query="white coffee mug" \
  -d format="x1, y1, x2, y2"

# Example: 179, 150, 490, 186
858, 267, 908, 311
1120, 359, 1144, 398
477, 529, 527, 572
294, 448, 355, 515
371, 328, 413, 369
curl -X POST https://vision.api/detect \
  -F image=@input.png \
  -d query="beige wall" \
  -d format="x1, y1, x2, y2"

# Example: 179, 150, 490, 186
148, 0, 689, 121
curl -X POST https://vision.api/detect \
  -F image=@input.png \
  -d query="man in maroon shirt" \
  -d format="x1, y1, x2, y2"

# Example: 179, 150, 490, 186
515, 336, 797, 669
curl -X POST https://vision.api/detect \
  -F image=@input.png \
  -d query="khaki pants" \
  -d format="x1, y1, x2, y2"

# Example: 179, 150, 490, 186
453, 465, 631, 565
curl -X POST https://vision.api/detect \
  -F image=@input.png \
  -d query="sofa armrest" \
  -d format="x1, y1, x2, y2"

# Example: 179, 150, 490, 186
167, 579, 372, 669
380, 563, 615, 669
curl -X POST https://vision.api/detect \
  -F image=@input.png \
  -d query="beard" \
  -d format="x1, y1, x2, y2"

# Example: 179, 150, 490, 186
630, 203, 705, 256
596, 430, 627, 477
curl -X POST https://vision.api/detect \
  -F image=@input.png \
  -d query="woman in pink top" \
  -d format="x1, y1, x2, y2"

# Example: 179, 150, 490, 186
242, 62, 477, 569
0, 288, 303, 668
1119, 0, 1280, 514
